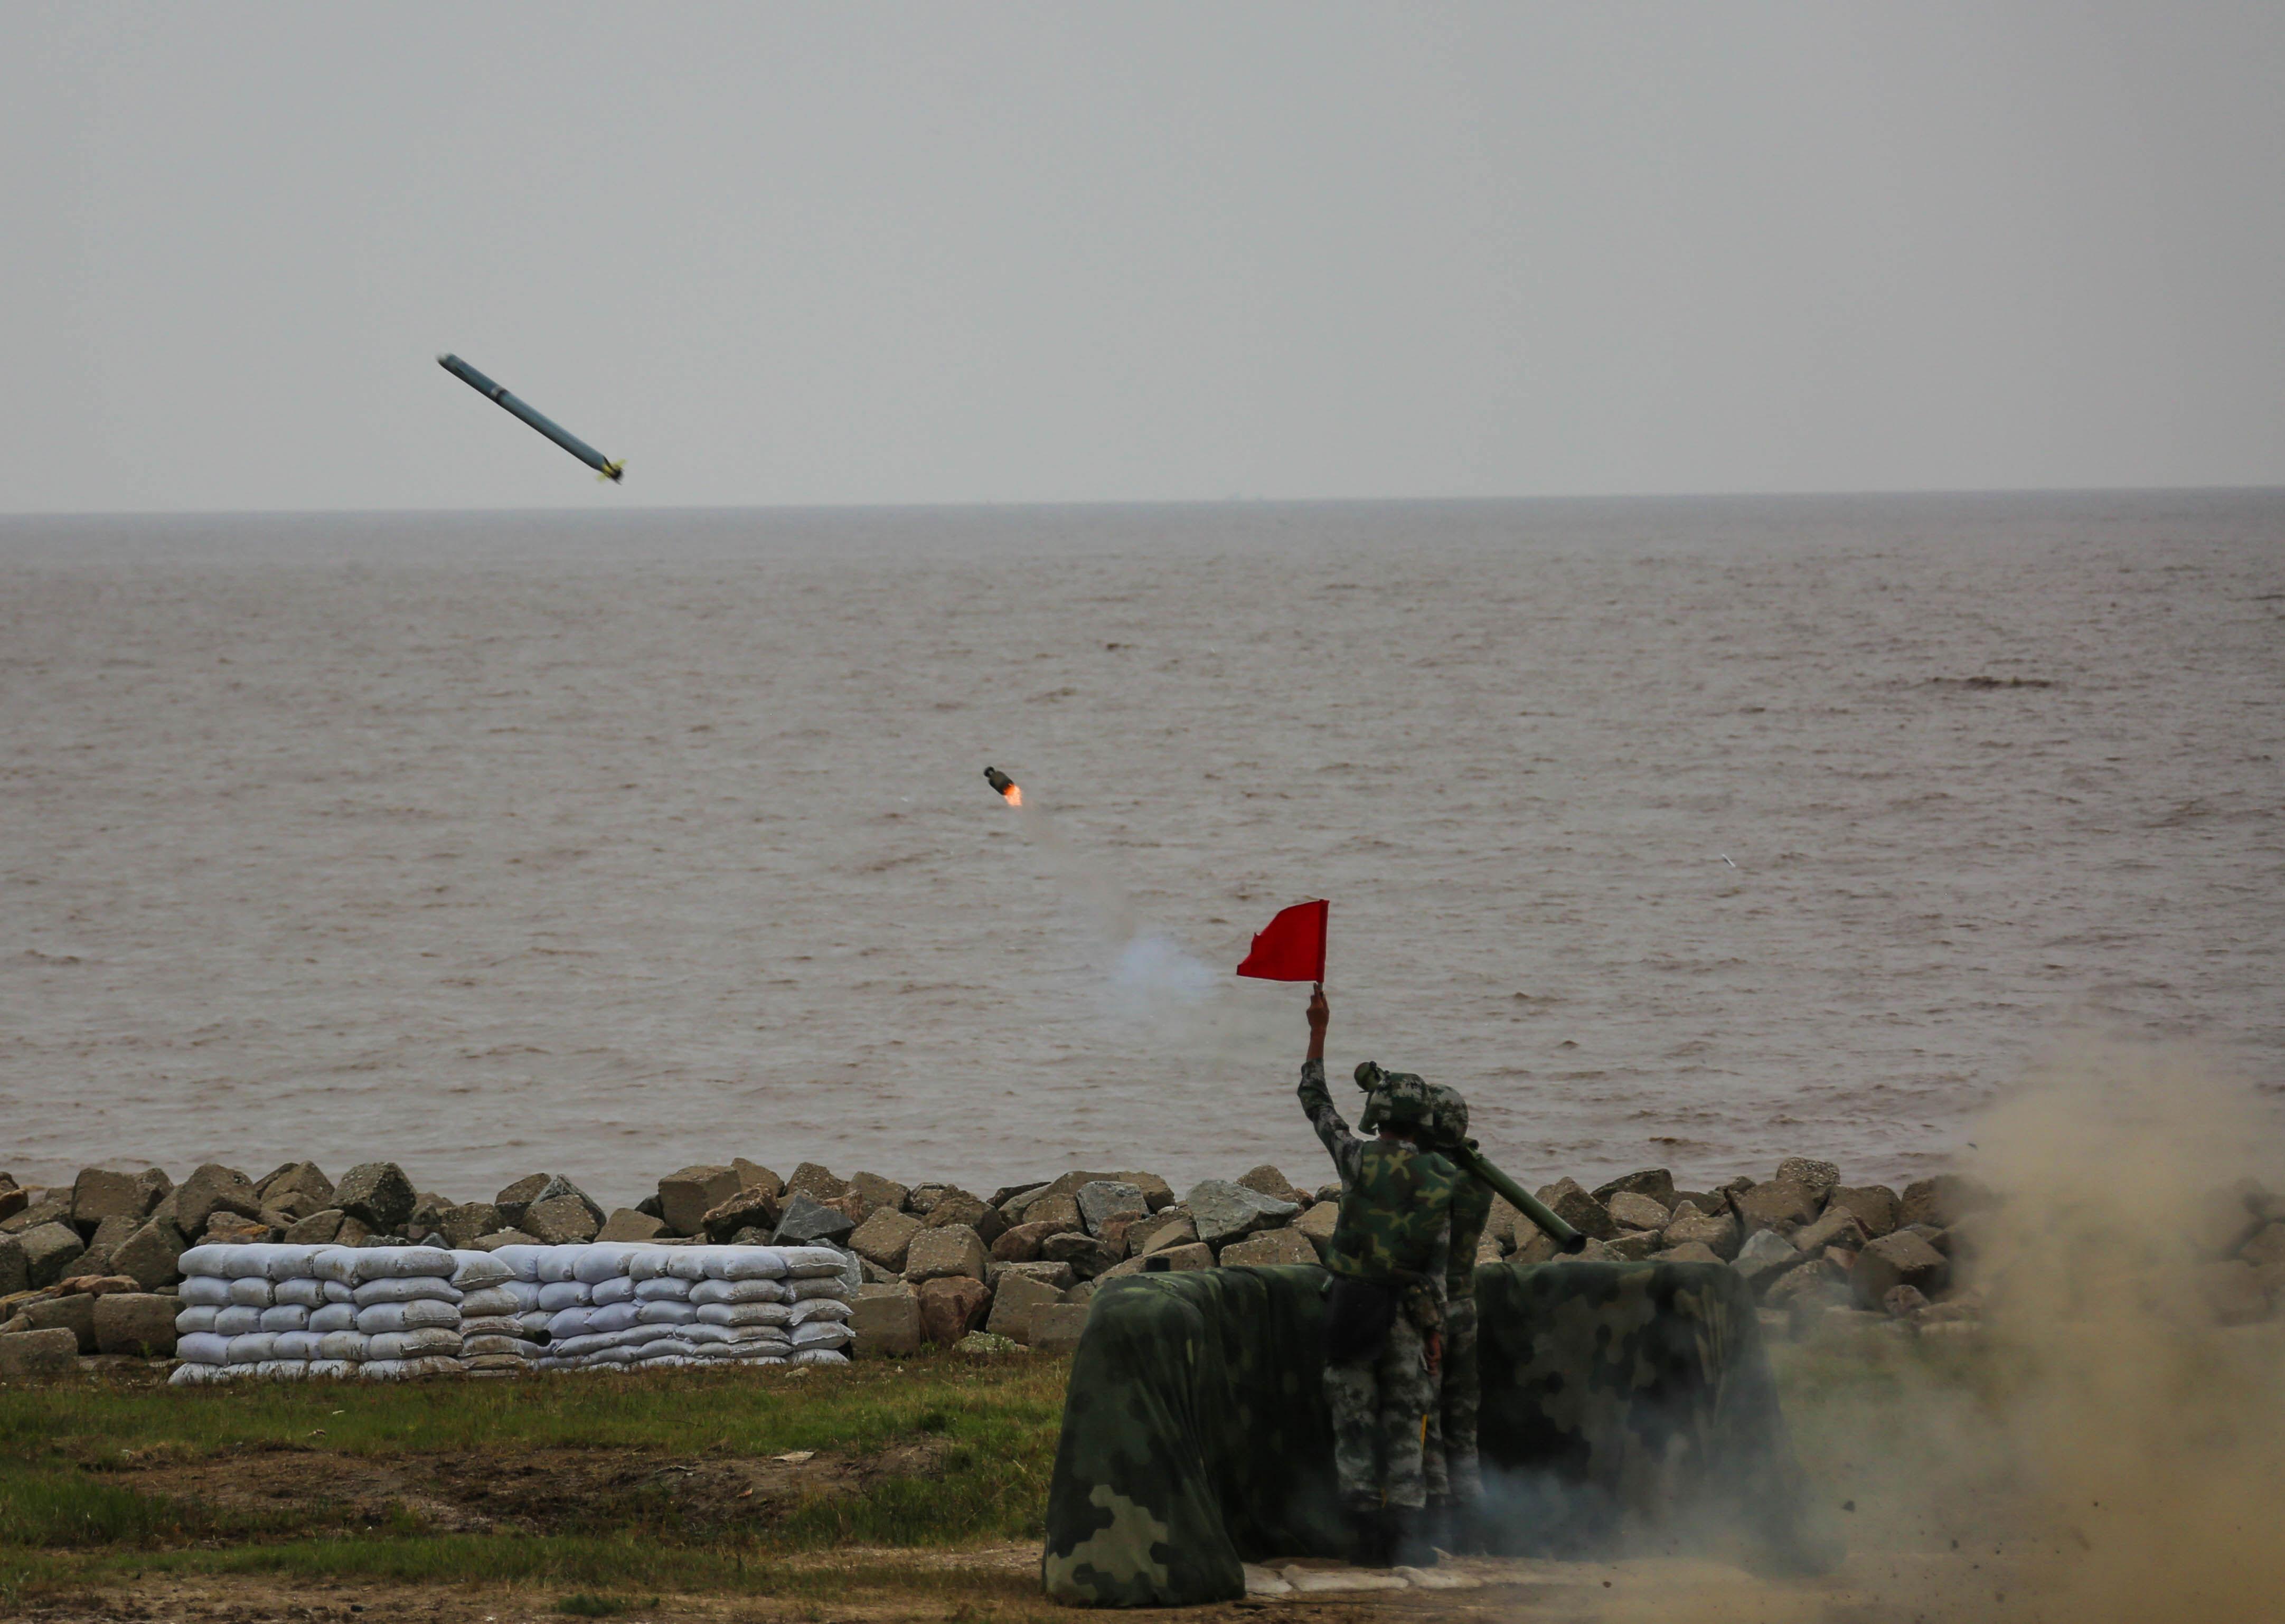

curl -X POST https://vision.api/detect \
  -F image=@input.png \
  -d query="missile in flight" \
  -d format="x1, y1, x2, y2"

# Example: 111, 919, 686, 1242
437, 353, 624, 482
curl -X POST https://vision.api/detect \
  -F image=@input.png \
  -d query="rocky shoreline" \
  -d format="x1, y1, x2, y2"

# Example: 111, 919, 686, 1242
4, 1153, 2281, 1374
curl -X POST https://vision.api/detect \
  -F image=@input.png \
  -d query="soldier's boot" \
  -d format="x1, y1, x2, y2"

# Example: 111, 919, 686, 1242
1445, 1493, 1492, 1555
1344, 1498, 1393, 1569
1418, 1497, 1454, 1559
1389, 1505, 1440, 1569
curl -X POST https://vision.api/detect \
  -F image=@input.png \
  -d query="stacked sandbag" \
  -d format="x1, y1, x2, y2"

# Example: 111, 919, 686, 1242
484, 1242, 852, 1372
167, 1243, 500, 1384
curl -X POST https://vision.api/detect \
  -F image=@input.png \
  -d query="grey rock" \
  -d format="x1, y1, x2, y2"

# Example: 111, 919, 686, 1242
257, 1162, 334, 1208
93, 1292, 180, 1356
1851, 1231, 1951, 1308
472, 1229, 542, 1251
1660, 1207, 1741, 1260
773, 1193, 857, 1248
1591, 1169, 1676, 1209
0, 1235, 26, 1297
281, 1209, 345, 1246
989, 1259, 1077, 1293
1183, 1179, 1299, 1247
493, 1174, 552, 1226
1028, 1302, 1089, 1353
20, 1222, 86, 1289
24, 1293, 98, 1352
1218, 1228, 1321, 1269
1733, 1229, 1814, 1294
1533, 1179, 1617, 1242
985, 1271, 1063, 1342
1601, 1231, 1662, 1262
1137, 1241, 1214, 1272
333, 1163, 416, 1231
88, 1213, 140, 1254
1774, 1157, 1841, 1195
437, 1202, 504, 1249
700, 1185, 782, 1242
1791, 1207, 1869, 1257
1880, 1284, 1932, 1319
658, 1165, 742, 1236
1899, 1175, 1992, 1230
174, 1165, 261, 1234
111, 1220, 186, 1289
71, 1168, 154, 1226
1732, 1179, 1821, 1235
1015, 1193, 1084, 1234
731, 1159, 784, 1199
1235, 1165, 1304, 1206
1605, 1191, 1672, 1232
921, 1189, 1008, 1246
1040, 1232, 1118, 1279
0, 1328, 78, 1375
905, 1225, 990, 1284
783, 1162, 849, 1205
522, 1194, 600, 1244
596, 1208, 670, 1243
849, 1209, 924, 1272
1823, 1185, 1900, 1239
848, 1172, 910, 1219
2, 1198, 71, 1236
1653, 1240, 1725, 1265
1125, 1209, 1196, 1256
850, 1287, 920, 1357
1075, 1182, 1149, 1236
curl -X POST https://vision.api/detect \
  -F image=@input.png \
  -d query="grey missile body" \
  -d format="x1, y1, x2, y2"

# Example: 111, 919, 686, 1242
437, 353, 624, 481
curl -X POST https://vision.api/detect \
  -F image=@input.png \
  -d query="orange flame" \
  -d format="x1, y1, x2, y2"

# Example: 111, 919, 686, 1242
1002, 783, 1023, 807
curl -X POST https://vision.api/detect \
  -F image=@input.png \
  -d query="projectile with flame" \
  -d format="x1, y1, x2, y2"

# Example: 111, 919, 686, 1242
983, 766, 1022, 806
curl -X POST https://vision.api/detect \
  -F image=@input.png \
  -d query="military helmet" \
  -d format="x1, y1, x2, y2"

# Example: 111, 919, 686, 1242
1421, 1081, 1470, 1149
1352, 1060, 1435, 1136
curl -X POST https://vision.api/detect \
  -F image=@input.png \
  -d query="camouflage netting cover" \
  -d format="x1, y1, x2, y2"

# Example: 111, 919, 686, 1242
1041, 1261, 1839, 1607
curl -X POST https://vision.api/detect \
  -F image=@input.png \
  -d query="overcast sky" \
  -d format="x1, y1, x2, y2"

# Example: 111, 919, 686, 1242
6, 3, 2281, 513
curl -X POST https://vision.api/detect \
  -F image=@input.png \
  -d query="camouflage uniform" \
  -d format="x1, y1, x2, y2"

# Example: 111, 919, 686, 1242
1297, 1058, 1456, 1512
1417, 1082, 1492, 1505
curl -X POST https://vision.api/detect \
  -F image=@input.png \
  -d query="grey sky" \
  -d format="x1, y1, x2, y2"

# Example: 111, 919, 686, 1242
6, 3, 2281, 513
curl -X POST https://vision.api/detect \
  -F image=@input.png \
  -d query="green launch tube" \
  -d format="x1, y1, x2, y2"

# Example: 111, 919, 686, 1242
1450, 1141, 1587, 1252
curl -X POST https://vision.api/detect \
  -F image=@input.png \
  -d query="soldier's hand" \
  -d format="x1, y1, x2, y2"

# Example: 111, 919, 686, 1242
1306, 986, 1330, 1035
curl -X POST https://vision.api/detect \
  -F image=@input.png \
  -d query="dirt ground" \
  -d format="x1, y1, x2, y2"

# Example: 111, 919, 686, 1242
12, 1540, 2057, 1624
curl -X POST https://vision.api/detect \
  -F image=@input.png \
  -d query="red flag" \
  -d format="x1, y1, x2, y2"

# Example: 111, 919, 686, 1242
1235, 899, 1328, 983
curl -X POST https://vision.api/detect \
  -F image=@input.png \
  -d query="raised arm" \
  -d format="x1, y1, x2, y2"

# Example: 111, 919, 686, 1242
1296, 987, 1366, 1184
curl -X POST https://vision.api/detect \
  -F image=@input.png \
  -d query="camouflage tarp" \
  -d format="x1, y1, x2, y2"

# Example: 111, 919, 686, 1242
1041, 1261, 1837, 1606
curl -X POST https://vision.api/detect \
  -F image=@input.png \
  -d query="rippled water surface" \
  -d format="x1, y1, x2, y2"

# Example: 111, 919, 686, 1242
3, 495, 2279, 1204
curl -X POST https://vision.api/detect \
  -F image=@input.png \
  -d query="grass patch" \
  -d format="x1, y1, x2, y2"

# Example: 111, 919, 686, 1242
556, 1592, 657, 1616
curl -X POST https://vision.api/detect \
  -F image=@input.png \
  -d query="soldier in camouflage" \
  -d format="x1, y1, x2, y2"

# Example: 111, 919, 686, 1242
1296, 987, 1457, 1568
1413, 1079, 1493, 1550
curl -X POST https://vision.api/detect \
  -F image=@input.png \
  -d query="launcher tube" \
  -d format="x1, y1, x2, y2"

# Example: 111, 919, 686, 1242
1451, 1142, 1586, 1253
438, 353, 623, 480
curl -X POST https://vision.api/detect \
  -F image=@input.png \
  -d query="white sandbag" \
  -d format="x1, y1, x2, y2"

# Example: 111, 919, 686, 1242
259, 1306, 311, 1333
253, 1359, 309, 1381
533, 1249, 581, 1286
353, 1277, 460, 1307
723, 1335, 793, 1356
175, 1332, 230, 1365
448, 1250, 514, 1290
271, 1330, 324, 1360
736, 1355, 791, 1366
213, 1307, 264, 1336
459, 1286, 520, 1318
681, 1323, 739, 1345
177, 1276, 233, 1307
613, 1323, 677, 1348
590, 1276, 636, 1306
170, 1360, 226, 1384
790, 1321, 852, 1349
538, 1281, 592, 1312
712, 1247, 796, 1281
788, 1277, 848, 1303
225, 1333, 279, 1364
572, 1245, 638, 1286
316, 1330, 371, 1362
176, 1243, 246, 1278
778, 1247, 851, 1279
584, 1302, 638, 1334
348, 1247, 458, 1283
462, 1334, 542, 1358
322, 1279, 355, 1303
366, 1328, 462, 1361
547, 1307, 599, 1339
549, 1332, 614, 1361
689, 1278, 788, 1305
635, 1338, 698, 1360
624, 1251, 674, 1282
513, 1310, 554, 1337
498, 1280, 545, 1309
227, 1278, 275, 1308
307, 1359, 356, 1380
788, 1298, 852, 1325
357, 1359, 412, 1380
356, 1300, 459, 1335
695, 1302, 792, 1328
175, 1306, 219, 1335
403, 1355, 467, 1378
487, 1245, 552, 1282
272, 1278, 326, 1308
304, 1247, 362, 1286
460, 1315, 523, 1338
633, 1276, 692, 1302
792, 1348, 849, 1365
308, 1303, 356, 1334
255, 1245, 326, 1282
634, 1300, 697, 1326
